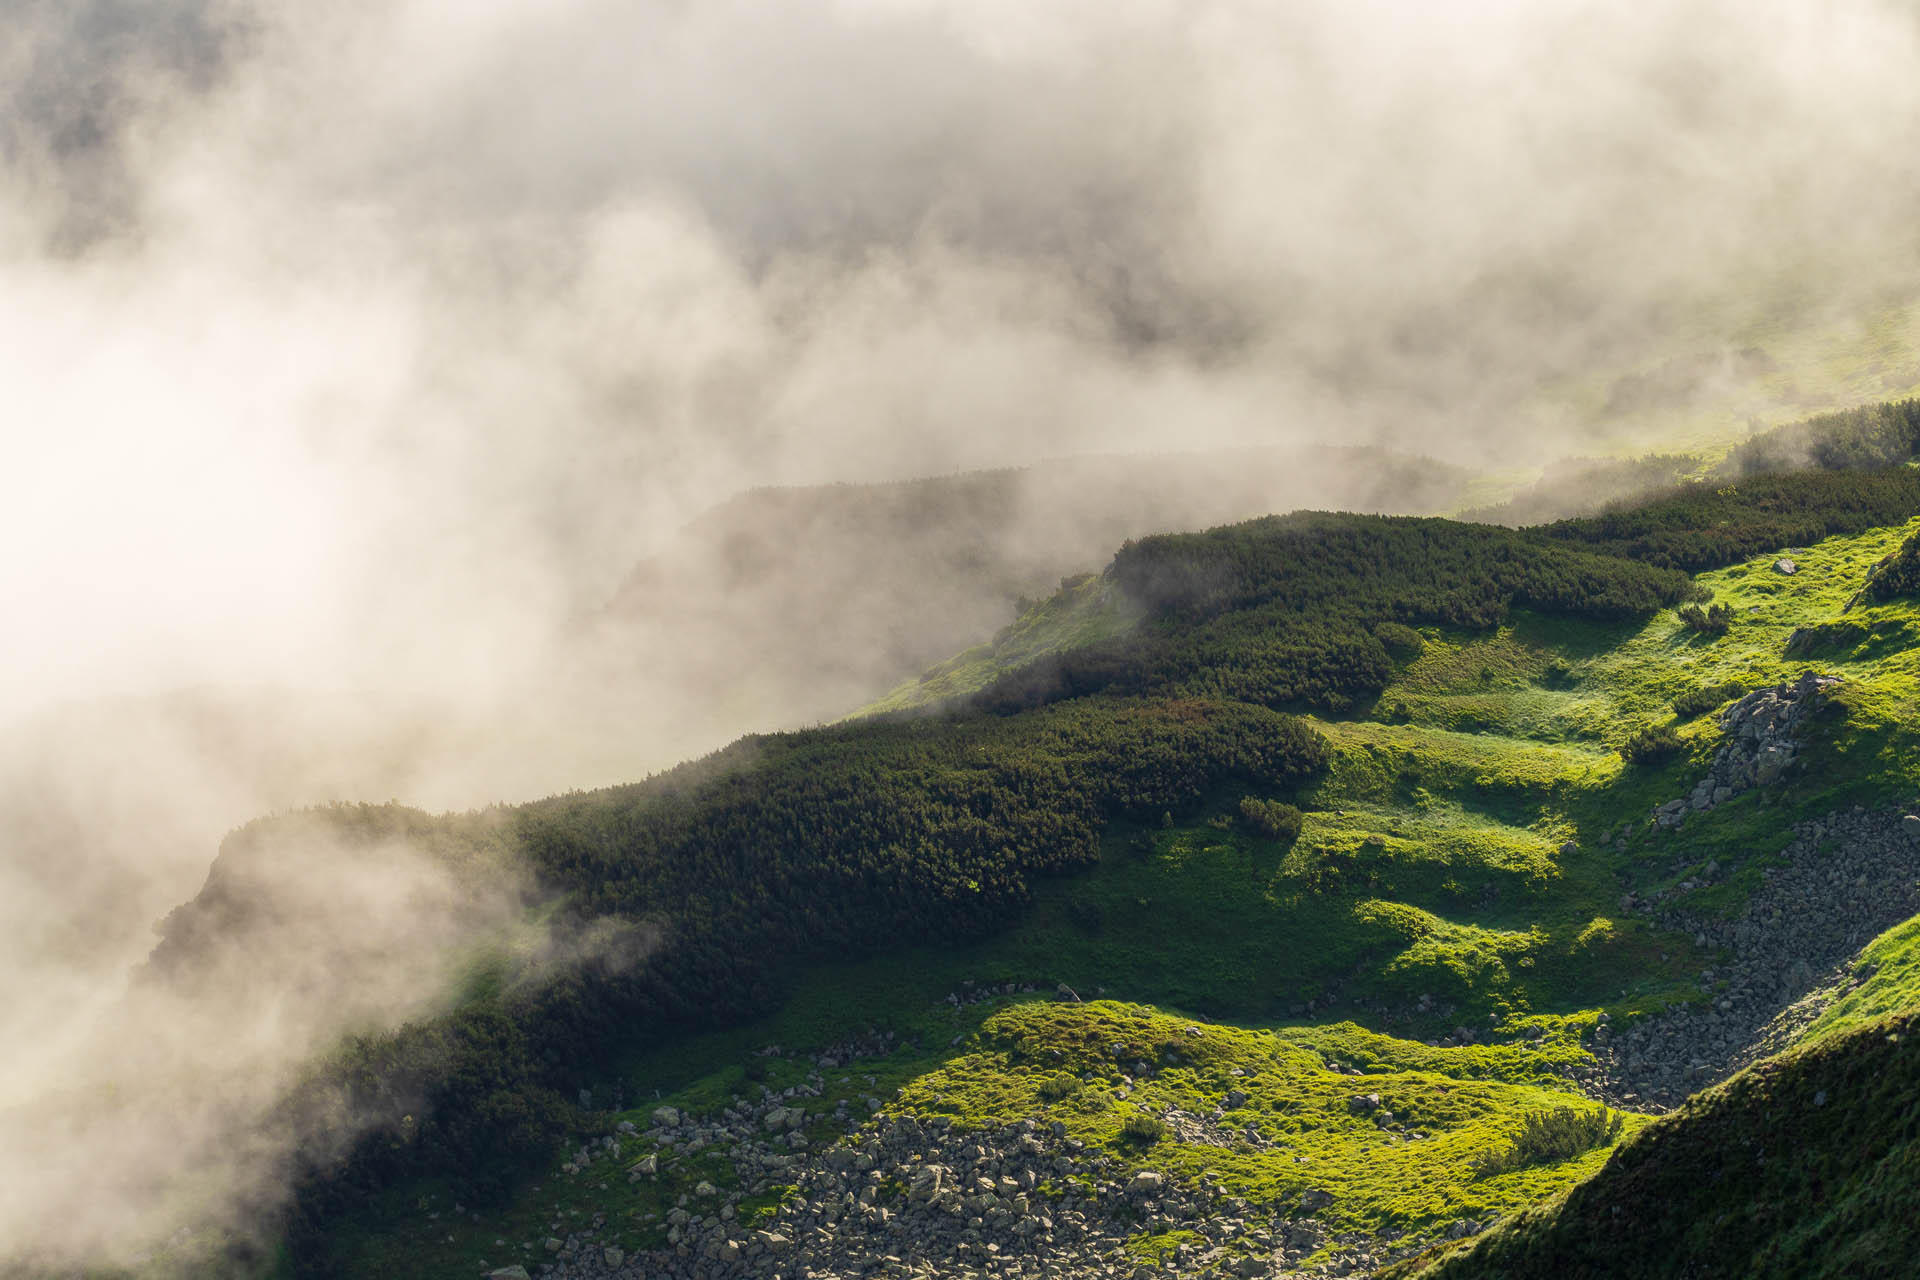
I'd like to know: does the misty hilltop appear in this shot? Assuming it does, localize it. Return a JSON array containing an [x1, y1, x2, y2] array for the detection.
[[598, 446, 1474, 730], [13, 2, 1920, 1279]]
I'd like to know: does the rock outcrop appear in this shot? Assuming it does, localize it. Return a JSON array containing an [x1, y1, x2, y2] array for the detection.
[[1652, 671, 1839, 828]]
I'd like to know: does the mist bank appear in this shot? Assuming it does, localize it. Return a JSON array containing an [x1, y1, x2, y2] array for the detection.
[[8, 0, 1920, 728], [8, 0, 1920, 1269]]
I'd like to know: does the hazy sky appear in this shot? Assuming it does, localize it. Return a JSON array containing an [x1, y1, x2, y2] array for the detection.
[[6, 0, 1920, 720]]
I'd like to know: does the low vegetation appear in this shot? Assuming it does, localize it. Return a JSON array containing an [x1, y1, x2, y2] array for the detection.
[[1864, 525, 1920, 602]]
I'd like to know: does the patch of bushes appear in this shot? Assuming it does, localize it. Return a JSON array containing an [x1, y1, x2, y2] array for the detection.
[[1864, 527, 1920, 602], [1784, 621, 1870, 658], [1476, 1105, 1624, 1176], [1673, 682, 1746, 719], [1716, 397, 1920, 479], [1621, 726, 1687, 765], [1374, 621, 1427, 660], [1239, 796, 1305, 842], [971, 513, 1694, 716], [1120, 1110, 1168, 1144], [1538, 466, 1920, 572], [1677, 601, 1732, 635], [1037, 1074, 1081, 1103]]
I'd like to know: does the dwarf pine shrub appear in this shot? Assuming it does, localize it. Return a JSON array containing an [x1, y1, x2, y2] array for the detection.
[[1477, 1105, 1624, 1176]]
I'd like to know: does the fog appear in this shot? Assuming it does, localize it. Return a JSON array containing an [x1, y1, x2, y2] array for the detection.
[[5, 0, 1920, 1267]]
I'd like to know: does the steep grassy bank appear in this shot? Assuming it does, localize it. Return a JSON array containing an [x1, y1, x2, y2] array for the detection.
[[1389, 1005, 1920, 1280]]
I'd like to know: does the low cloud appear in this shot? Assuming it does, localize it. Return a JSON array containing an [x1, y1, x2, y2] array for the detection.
[[5, 0, 1920, 1265]]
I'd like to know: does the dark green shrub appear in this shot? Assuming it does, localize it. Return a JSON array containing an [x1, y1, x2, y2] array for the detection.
[[1677, 601, 1732, 635], [1673, 682, 1745, 719], [1621, 725, 1686, 764], [1477, 1105, 1624, 1176], [1864, 528, 1920, 602], [1239, 797, 1304, 842], [1037, 1074, 1081, 1103], [1120, 1111, 1168, 1144], [1784, 620, 1870, 658], [1374, 621, 1426, 660]]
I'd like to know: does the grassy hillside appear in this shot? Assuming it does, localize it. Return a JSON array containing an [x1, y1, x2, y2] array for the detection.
[[91, 405, 1920, 1279]]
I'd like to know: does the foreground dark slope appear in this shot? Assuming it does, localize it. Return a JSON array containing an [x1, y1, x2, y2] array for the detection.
[[1390, 1006, 1920, 1280]]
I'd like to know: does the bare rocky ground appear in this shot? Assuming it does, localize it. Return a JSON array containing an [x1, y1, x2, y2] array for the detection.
[[1560, 678, 1920, 1111], [484, 1083, 1421, 1280], [1569, 801, 1920, 1112]]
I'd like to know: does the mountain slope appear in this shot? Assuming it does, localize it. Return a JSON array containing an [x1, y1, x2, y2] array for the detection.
[[72, 403, 1920, 1279]]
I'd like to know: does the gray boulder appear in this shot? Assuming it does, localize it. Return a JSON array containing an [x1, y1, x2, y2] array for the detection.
[[1127, 1171, 1166, 1196]]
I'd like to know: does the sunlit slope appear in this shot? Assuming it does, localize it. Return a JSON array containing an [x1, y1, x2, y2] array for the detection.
[[284, 476, 1920, 1276]]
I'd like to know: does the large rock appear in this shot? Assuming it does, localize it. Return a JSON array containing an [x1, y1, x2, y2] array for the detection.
[[488, 1269, 533, 1280], [1127, 1171, 1166, 1196], [909, 1164, 948, 1202], [651, 1105, 682, 1128]]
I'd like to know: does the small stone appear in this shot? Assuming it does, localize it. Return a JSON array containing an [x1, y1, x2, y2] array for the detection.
[[1775, 558, 1798, 575], [1127, 1171, 1166, 1196]]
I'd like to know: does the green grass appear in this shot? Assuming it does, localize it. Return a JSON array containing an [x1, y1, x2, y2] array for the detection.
[[892, 1001, 1643, 1250], [1798, 911, 1920, 1045]]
